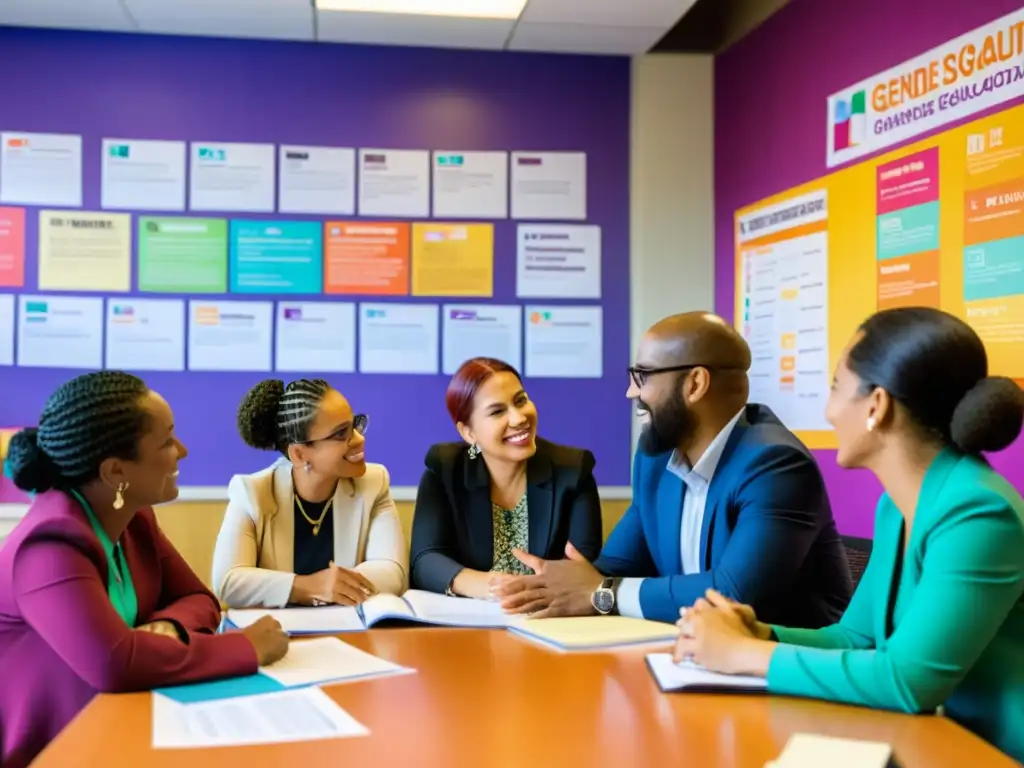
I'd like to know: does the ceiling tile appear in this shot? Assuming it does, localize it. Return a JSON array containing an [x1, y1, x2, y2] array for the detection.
[[520, 0, 697, 29], [125, 0, 314, 41], [509, 21, 665, 55], [0, 0, 136, 32], [316, 10, 512, 50]]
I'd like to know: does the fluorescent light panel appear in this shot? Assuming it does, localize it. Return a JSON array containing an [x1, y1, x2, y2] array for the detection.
[[315, 0, 528, 20]]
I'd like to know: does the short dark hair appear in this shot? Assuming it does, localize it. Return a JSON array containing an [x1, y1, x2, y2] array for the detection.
[[847, 307, 1024, 454], [237, 378, 331, 454], [6, 371, 151, 493], [445, 358, 522, 426]]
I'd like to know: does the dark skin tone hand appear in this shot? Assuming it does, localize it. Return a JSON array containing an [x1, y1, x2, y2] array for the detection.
[[490, 543, 603, 617]]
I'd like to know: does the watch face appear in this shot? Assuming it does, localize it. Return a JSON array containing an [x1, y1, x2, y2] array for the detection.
[[593, 588, 614, 614]]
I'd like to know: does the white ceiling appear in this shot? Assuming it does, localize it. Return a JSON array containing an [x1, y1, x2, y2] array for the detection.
[[0, 0, 698, 55]]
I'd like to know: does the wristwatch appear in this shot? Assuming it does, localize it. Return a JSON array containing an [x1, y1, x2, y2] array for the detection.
[[591, 578, 618, 615]]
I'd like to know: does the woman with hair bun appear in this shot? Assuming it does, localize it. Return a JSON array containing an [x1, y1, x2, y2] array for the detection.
[[0, 371, 288, 768], [410, 357, 603, 598], [673, 307, 1024, 762], [212, 378, 407, 609]]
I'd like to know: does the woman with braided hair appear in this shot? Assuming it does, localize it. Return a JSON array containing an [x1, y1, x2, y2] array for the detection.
[[0, 371, 289, 768], [211, 378, 407, 609]]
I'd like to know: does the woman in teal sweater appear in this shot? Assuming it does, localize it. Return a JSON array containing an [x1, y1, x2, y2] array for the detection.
[[674, 307, 1024, 762]]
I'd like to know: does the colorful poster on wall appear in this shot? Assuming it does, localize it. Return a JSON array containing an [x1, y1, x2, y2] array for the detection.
[[524, 305, 603, 378], [411, 223, 493, 297], [358, 149, 430, 218], [737, 191, 831, 433], [441, 304, 522, 375], [516, 224, 601, 299], [432, 151, 508, 219], [275, 302, 356, 373], [826, 8, 1024, 167], [138, 217, 228, 293], [0, 132, 82, 207], [101, 139, 187, 211], [279, 146, 356, 216], [190, 142, 275, 213], [105, 298, 186, 372], [229, 220, 323, 294], [38, 210, 132, 292], [187, 300, 273, 372], [324, 221, 409, 296], [0, 293, 12, 366], [17, 295, 103, 369], [510, 152, 587, 220], [0, 207, 25, 288], [736, 99, 1024, 448], [359, 303, 439, 375]]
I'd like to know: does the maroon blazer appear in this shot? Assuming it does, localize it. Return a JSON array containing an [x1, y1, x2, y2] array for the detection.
[[0, 490, 258, 768]]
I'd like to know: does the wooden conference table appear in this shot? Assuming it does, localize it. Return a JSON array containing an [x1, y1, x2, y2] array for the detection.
[[34, 628, 1017, 768]]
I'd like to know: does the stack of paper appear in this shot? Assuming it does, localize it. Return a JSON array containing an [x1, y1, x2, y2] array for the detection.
[[225, 606, 365, 635], [766, 734, 895, 768], [152, 687, 368, 749], [509, 616, 678, 652], [645, 653, 767, 693]]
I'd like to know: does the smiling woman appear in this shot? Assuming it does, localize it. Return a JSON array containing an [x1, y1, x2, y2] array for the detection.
[[211, 378, 408, 610], [409, 357, 604, 599]]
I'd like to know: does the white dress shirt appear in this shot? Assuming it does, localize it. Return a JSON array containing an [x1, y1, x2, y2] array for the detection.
[[616, 409, 745, 619]]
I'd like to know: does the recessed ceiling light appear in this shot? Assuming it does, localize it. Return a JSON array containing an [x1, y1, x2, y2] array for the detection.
[[315, 0, 529, 20]]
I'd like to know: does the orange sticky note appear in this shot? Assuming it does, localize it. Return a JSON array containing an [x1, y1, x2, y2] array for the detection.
[[0, 207, 25, 287]]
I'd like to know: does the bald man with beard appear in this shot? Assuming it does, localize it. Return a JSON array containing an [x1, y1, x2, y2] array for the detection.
[[492, 312, 853, 627]]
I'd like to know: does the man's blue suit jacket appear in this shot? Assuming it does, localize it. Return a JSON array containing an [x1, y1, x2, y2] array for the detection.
[[594, 405, 852, 627]]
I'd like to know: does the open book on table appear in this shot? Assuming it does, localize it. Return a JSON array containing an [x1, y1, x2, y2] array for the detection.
[[645, 653, 767, 693], [225, 589, 509, 635]]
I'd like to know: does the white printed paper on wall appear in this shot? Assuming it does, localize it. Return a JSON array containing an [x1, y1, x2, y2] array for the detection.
[[105, 298, 186, 372], [510, 152, 586, 220], [188, 300, 273, 372], [524, 305, 602, 378], [358, 149, 430, 218], [276, 301, 356, 373], [442, 304, 521, 375], [359, 303, 439, 374], [17, 295, 103, 369], [0, 132, 83, 207], [279, 146, 356, 216], [432, 151, 508, 219], [101, 139, 186, 211], [190, 142, 275, 213], [516, 224, 601, 298], [0, 293, 13, 366]]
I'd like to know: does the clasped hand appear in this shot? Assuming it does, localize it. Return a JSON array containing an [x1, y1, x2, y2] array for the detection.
[[297, 560, 377, 606], [488, 543, 603, 618], [673, 589, 775, 676]]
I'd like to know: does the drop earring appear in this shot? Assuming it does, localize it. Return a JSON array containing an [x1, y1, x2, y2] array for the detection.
[[468, 444, 481, 460], [866, 416, 877, 432], [112, 482, 128, 510], [304, 461, 311, 473]]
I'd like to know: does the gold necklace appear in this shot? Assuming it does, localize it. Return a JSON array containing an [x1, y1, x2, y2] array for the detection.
[[295, 496, 333, 536]]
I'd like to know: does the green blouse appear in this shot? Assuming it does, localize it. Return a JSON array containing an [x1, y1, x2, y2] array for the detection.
[[492, 494, 532, 575], [69, 488, 139, 627]]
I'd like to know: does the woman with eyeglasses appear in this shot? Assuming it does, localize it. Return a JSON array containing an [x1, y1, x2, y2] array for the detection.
[[212, 378, 408, 609]]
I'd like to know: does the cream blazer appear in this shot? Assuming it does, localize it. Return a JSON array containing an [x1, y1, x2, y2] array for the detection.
[[211, 459, 408, 608]]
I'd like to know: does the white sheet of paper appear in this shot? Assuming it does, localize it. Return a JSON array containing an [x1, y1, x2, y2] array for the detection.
[[190, 142, 275, 213], [402, 590, 508, 627], [768, 733, 893, 768], [279, 145, 356, 215], [151, 686, 368, 749], [0, 132, 82, 207], [432, 151, 508, 219], [358, 149, 429, 217], [17, 295, 103, 369], [227, 606, 365, 635], [105, 298, 185, 371], [101, 139, 186, 211], [0, 293, 13, 366], [187, 300, 272, 372], [359, 302, 439, 374], [646, 654, 767, 691], [260, 637, 410, 688], [441, 304, 521, 374], [524, 305, 602, 378], [516, 224, 601, 298], [275, 301, 356, 373], [510, 151, 586, 220]]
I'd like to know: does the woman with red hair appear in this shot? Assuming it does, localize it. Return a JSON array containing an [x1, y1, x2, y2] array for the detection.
[[410, 357, 603, 598]]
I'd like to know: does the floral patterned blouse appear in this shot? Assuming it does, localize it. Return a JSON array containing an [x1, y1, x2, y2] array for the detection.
[[491, 494, 532, 575]]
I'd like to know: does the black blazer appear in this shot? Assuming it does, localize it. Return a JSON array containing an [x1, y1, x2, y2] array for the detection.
[[410, 438, 604, 593]]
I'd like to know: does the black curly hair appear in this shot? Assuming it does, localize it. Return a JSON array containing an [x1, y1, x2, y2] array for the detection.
[[6, 371, 151, 493], [237, 378, 331, 454], [848, 307, 1024, 454]]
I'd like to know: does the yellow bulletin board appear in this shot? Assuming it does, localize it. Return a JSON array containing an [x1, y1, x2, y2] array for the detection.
[[735, 102, 1024, 449]]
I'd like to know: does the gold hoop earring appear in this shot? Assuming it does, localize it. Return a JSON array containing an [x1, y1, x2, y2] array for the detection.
[[112, 482, 128, 510]]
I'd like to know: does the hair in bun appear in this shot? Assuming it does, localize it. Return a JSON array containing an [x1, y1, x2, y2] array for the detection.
[[237, 379, 286, 451], [950, 377, 1024, 455], [236, 378, 331, 454], [5, 427, 61, 494]]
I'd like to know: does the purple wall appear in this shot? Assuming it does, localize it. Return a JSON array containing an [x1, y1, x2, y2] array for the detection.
[[0, 28, 631, 488], [714, 0, 1024, 536]]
